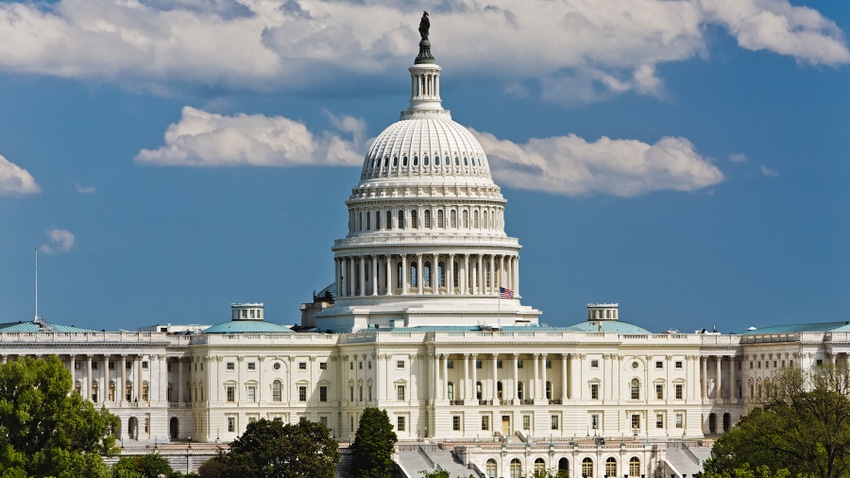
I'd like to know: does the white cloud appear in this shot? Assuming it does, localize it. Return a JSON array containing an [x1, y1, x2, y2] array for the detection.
[[729, 153, 748, 163], [0, 0, 842, 101], [473, 129, 724, 197], [701, 0, 850, 65], [39, 228, 75, 254], [0, 154, 40, 196], [135, 106, 364, 167], [74, 181, 96, 193], [760, 164, 779, 177]]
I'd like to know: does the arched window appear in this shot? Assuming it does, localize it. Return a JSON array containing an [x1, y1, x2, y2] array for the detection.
[[546, 381, 552, 399], [453, 261, 459, 289], [397, 262, 403, 287], [450, 210, 457, 228], [497, 381, 503, 399], [483, 210, 488, 229], [413, 155, 418, 166], [398, 210, 405, 229], [510, 459, 522, 478], [387, 211, 392, 230], [629, 457, 640, 476], [474, 210, 479, 228], [534, 458, 545, 474], [709, 413, 717, 434], [272, 380, 282, 402], [376, 211, 381, 230], [393, 156, 398, 167], [462, 210, 469, 228], [366, 211, 371, 230], [723, 412, 731, 432], [411, 210, 418, 229], [403, 155, 408, 167], [605, 457, 617, 477], [445, 155, 450, 166], [486, 459, 498, 478], [424, 155, 429, 166], [438, 262, 445, 287], [423, 262, 431, 287], [410, 263, 418, 288], [631, 378, 640, 399], [581, 457, 593, 477], [517, 382, 524, 400], [476, 381, 482, 399], [558, 458, 569, 475], [437, 210, 444, 228], [424, 210, 431, 228], [358, 212, 362, 231], [447, 382, 454, 400]]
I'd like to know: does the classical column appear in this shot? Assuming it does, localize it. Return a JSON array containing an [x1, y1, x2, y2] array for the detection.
[[541, 354, 548, 400], [447, 254, 455, 295], [358, 256, 366, 297], [69, 354, 76, 392], [401, 255, 408, 295], [462, 353, 470, 401], [512, 353, 519, 402], [371, 256, 378, 296], [416, 254, 424, 294], [514, 256, 520, 296], [348, 258, 355, 297], [237, 356, 244, 403], [488, 255, 496, 294], [715, 355, 721, 402], [729, 355, 737, 402], [701, 356, 708, 400], [470, 354, 478, 402], [102, 355, 109, 404], [334, 258, 341, 299], [441, 354, 448, 400], [561, 354, 568, 402], [432, 254, 440, 295], [121, 355, 127, 404], [463, 255, 470, 294], [531, 353, 539, 400], [86, 355, 93, 402], [492, 354, 499, 401], [137, 356, 143, 402], [477, 255, 484, 296], [385, 256, 393, 296], [176, 358, 183, 404]]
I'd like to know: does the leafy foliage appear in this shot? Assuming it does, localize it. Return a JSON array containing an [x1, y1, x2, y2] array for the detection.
[[349, 408, 398, 478], [112, 454, 184, 478], [0, 355, 119, 478], [703, 364, 850, 478], [202, 418, 339, 478]]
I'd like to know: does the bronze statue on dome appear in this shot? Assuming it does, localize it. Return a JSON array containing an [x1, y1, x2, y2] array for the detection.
[[419, 11, 430, 40]]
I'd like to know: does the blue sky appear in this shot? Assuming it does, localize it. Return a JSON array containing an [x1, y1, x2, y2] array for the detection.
[[0, 0, 848, 334]]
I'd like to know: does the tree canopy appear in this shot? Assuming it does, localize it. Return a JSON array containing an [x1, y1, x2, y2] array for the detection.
[[0, 355, 120, 478], [703, 364, 850, 478], [349, 407, 398, 478], [112, 453, 187, 478], [201, 418, 339, 478]]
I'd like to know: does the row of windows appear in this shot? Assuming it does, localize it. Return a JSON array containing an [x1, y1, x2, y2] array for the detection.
[[78, 360, 147, 370], [223, 361, 328, 371], [482, 456, 642, 478], [224, 382, 328, 403], [589, 358, 684, 369], [365, 152, 483, 174], [348, 207, 502, 233], [588, 412, 685, 430]]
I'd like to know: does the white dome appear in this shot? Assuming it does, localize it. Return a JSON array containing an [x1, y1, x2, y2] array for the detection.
[[360, 117, 492, 182]]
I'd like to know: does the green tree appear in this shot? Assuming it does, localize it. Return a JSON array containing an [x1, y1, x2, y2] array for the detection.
[[112, 454, 183, 478], [205, 418, 339, 478], [703, 364, 850, 478], [0, 355, 119, 478], [349, 407, 398, 478]]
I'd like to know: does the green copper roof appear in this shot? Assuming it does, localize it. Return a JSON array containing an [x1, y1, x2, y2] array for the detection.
[[204, 319, 294, 334], [562, 320, 652, 334], [0, 320, 96, 333]]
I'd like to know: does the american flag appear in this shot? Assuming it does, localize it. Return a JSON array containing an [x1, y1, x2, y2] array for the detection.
[[499, 287, 514, 299]]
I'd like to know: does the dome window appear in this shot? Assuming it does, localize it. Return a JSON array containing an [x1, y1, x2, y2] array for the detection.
[[402, 156, 408, 167], [463, 156, 468, 166], [393, 156, 398, 167], [445, 155, 450, 166], [413, 155, 418, 166], [424, 155, 429, 166], [471, 156, 476, 166], [455, 156, 459, 166]]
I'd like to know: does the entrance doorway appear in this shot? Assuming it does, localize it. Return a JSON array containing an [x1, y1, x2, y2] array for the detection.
[[501, 415, 511, 436]]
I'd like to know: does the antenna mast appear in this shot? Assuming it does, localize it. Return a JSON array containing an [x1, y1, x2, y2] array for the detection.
[[34, 249, 39, 320]]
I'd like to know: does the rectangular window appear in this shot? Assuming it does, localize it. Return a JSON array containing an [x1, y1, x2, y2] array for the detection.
[[227, 417, 235, 432], [551, 415, 559, 430], [142, 361, 148, 369], [299, 386, 307, 402], [675, 361, 683, 369], [590, 383, 599, 400], [522, 415, 531, 430], [497, 360, 503, 369], [226, 386, 235, 402], [226, 362, 235, 371], [655, 361, 663, 369], [517, 360, 524, 368], [656, 413, 664, 429], [656, 384, 664, 399], [631, 414, 641, 430], [109, 361, 115, 370], [247, 362, 256, 370], [447, 360, 454, 369], [397, 361, 405, 369], [675, 384, 683, 400], [299, 362, 307, 370], [750, 361, 753, 369], [319, 416, 328, 427], [92, 362, 98, 370], [590, 359, 599, 368], [320, 386, 328, 402], [675, 413, 684, 428], [350, 362, 354, 370], [476, 360, 482, 369], [452, 415, 461, 431], [545, 360, 552, 369], [397, 416, 405, 432], [126, 361, 132, 370], [481, 415, 490, 431], [397, 385, 405, 401], [590, 414, 599, 430], [319, 362, 327, 370], [247, 386, 256, 402]]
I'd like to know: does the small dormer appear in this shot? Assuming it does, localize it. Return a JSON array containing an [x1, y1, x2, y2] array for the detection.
[[231, 303, 264, 321]]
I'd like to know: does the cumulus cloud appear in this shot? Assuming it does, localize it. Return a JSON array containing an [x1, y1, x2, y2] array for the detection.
[[760, 164, 779, 177], [135, 106, 364, 167], [473, 129, 724, 197], [74, 181, 96, 193], [0, 0, 843, 101], [40, 228, 75, 254], [0, 154, 40, 196]]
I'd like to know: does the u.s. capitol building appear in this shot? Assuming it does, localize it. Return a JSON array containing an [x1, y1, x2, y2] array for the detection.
[[3, 22, 847, 478]]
